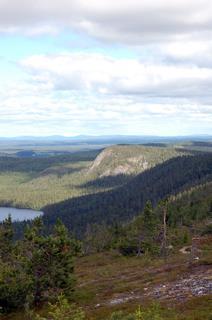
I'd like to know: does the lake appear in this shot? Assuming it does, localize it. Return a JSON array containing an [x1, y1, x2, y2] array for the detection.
[[0, 207, 43, 222]]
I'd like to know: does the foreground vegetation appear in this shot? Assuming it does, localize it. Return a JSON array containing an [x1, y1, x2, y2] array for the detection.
[[0, 217, 80, 315], [1, 183, 211, 319], [2, 246, 212, 320]]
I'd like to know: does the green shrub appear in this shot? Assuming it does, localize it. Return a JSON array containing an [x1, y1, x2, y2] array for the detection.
[[135, 304, 163, 320], [109, 304, 164, 320], [32, 295, 85, 320]]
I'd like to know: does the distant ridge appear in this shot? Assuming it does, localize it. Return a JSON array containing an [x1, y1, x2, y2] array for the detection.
[[0, 134, 212, 143]]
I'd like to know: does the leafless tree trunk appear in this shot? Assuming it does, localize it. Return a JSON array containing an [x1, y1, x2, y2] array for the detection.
[[161, 200, 168, 261]]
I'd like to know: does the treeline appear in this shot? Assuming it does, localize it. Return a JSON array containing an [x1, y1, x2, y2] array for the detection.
[[167, 182, 212, 227], [81, 182, 212, 255], [42, 153, 212, 237], [83, 201, 163, 256]]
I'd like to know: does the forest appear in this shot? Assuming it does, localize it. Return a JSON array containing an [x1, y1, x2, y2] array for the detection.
[[0, 142, 211, 320], [42, 152, 212, 237]]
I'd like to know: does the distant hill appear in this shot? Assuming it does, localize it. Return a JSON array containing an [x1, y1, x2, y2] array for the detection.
[[88, 145, 183, 178]]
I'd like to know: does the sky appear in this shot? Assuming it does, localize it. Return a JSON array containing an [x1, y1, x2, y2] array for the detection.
[[0, 0, 212, 137]]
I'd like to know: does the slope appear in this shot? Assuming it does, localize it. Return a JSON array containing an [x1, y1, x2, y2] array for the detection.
[[42, 153, 212, 236], [88, 145, 181, 177]]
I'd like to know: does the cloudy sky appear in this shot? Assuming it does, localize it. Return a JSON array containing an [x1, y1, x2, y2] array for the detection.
[[0, 0, 212, 137]]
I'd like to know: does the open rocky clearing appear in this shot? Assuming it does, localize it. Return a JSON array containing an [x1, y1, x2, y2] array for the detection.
[[75, 237, 212, 319]]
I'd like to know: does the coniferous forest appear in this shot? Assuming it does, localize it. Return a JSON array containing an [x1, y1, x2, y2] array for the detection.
[[0, 141, 211, 320]]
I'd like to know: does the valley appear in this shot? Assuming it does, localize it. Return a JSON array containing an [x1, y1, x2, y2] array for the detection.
[[0, 137, 211, 320], [0, 143, 185, 210]]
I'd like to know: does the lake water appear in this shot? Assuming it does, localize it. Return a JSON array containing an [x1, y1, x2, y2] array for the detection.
[[0, 207, 43, 222]]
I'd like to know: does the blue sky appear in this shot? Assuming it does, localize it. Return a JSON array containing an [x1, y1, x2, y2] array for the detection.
[[0, 0, 212, 137]]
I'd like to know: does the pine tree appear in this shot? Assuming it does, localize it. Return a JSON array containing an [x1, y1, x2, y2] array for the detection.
[[48, 219, 76, 298], [22, 218, 76, 304], [0, 218, 77, 313], [0, 216, 32, 313]]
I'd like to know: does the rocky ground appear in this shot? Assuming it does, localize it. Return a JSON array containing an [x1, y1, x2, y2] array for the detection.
[[106, 264, 212, 306]]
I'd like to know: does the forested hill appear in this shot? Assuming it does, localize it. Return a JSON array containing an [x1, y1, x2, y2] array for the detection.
[[42, 153, 212, 236]]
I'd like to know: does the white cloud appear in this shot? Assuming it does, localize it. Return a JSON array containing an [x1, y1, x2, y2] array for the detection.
[[21, 52, 212, 103], [0, 50, 212, 136], [1, 1, 212, 136], [0, 0, 212, 45]]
